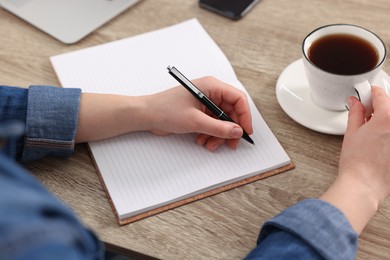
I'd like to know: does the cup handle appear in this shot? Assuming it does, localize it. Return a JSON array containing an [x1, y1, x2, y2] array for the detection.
[[352, 81, 373, 118]]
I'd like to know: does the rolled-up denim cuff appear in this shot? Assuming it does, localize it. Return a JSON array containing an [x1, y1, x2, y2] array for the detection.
[[258, 198, 358, 260], [21, 86, 81, 162]]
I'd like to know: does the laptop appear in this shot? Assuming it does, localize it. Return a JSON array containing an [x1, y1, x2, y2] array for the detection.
[[0, 0, 141, 44]]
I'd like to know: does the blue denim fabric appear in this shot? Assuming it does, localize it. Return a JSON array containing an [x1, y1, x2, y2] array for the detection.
[[0, 85, 104, 259], [245, 199, 358, 260], [0, 153, 104, 259], [0, 85, 81, 162], [0, 86, 28, 157], [23, 85, 81, 162]]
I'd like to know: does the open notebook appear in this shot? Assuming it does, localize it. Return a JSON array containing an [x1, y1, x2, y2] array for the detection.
[[51, 19, 293, 225]]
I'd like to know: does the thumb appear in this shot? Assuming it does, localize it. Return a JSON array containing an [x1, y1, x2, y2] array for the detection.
[[195, 113, 243, 139], [345, 96, 365, 137]]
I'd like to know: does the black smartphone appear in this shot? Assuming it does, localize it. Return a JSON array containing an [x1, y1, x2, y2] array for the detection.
[[199, 0, 261, 20]]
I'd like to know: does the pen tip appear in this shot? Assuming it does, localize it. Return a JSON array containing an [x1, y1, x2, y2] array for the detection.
[[244, 137, 254, 145]]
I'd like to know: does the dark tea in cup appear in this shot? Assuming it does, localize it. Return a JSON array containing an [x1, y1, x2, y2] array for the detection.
[[308, 34, 379, 75]]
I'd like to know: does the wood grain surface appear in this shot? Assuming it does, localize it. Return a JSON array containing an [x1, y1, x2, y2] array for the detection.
[[1, 0, 390, 259]]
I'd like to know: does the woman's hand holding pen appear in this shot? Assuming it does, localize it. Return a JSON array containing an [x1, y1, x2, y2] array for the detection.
[[76, 76, 253, 151], [147, 76, 253, 151]]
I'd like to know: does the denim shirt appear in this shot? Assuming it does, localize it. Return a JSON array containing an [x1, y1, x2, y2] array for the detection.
[[0, 85, 358, 259], [0, 85, 104, 259], [245, 199, 358, 259]]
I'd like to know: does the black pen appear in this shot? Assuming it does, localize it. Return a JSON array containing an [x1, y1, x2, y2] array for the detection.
[[167, 65, 254, 145]]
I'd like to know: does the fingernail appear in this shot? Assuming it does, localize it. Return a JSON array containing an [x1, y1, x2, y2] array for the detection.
[[347, 97, 354, 109], [231, 126, 242, 138], [210, 144, 219, 152]]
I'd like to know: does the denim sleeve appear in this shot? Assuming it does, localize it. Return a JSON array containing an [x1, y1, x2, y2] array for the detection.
[[0, 85, 81, 162], [22, 85, 81, 162], [245, 199, 358, 260], [0, 153, 104, 259]]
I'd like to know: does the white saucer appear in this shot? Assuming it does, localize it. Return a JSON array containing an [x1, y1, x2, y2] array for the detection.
[[276, 59, 390, 135]]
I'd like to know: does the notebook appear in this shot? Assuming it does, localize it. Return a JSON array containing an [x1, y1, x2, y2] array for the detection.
[[50, 19, 294, 225], [0, 0, 141, 44]]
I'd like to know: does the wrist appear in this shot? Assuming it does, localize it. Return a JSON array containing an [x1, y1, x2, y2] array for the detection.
[[320, 172, 379, 234], [76, 93, 153, 142], [121, 95, 153, 133]]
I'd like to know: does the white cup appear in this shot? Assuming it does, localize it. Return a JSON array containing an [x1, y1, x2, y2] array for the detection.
[[302, 24, 387, 117]]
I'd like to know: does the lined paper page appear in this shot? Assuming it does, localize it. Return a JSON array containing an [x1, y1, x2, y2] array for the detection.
[[51, 19, 291, 220]]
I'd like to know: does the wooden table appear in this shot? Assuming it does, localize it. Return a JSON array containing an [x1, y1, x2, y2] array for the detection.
[[1, 0, 390, 259]]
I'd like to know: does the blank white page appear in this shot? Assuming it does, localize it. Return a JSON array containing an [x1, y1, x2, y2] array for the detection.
[[51, 19, 291, 221]]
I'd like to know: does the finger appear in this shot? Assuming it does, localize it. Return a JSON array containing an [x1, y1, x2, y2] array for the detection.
[[197, 133, 240, 150], [345, 96, 365, 137], [372, 86, 390, 113], [196, 77, 253, 134], [227, 139, 239, 149], [218, 93, 253, 135], [192, 112, 243, 139], [221, 102, 253, 135], [204, 136, 226, 152], [196, 134, 210, 146]]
